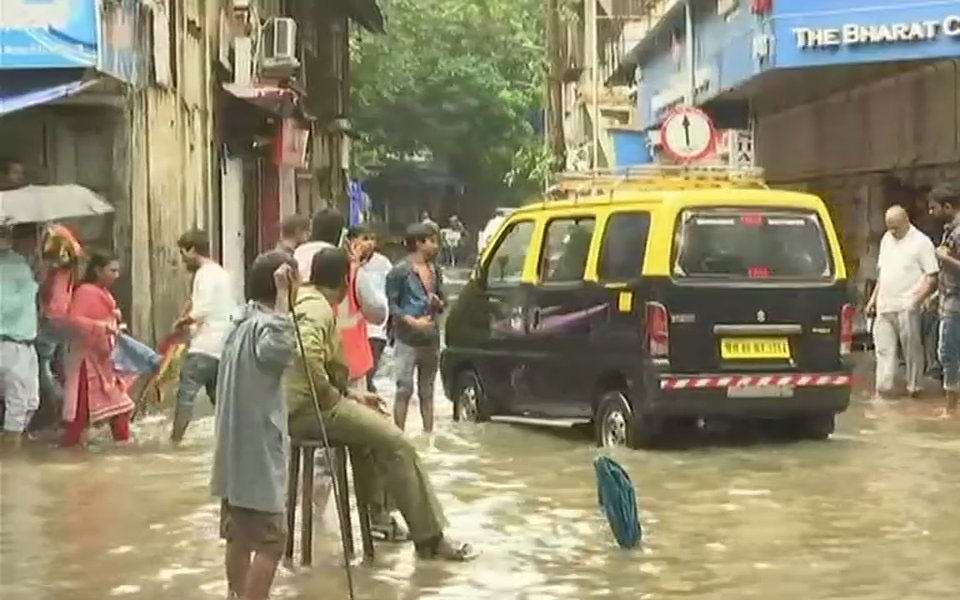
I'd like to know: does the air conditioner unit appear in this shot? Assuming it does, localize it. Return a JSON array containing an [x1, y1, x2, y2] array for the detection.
[[261, 17, 300, 72]]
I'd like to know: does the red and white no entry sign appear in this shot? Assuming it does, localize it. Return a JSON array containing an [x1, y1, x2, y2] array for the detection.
[[660, 106, 716, 161]]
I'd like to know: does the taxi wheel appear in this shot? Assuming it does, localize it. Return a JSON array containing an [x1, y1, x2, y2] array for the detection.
[[794, 413, 835, 440], [595, 391, 660, 449], [453, 370, 489, 423]]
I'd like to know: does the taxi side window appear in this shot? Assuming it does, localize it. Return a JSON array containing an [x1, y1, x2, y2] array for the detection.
[[485, 220, 534, 288], [540, 217, 596, 283], [599, 212, 651, 281]]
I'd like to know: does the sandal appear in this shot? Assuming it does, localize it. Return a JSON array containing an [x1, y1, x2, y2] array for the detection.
[[370, 515, 410, 543], [415, 536, 478, 562]]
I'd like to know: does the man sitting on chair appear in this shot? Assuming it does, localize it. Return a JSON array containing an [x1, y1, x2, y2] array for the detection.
[[285, 248, 474, 561]]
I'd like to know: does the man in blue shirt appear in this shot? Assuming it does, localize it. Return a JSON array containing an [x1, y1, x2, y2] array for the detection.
[[0, 225, 40, 449], [386, 223, 444, 433], [930, 182, 960, 415]]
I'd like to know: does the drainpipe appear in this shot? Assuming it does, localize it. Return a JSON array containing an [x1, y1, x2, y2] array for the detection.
[[685, 0, 695, 105], [589, 0, 600, 170]]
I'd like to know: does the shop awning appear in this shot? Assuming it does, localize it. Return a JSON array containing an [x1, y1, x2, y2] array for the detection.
[[0, 69, 100, 116], [222, 83, 302, 117]]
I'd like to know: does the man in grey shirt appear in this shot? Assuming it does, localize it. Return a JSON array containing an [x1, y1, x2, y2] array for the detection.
[[210, 251, 297, 600]]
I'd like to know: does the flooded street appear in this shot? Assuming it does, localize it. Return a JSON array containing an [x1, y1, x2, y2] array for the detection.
[[4, 274, 960, 600], [4, 354, 960, 600]]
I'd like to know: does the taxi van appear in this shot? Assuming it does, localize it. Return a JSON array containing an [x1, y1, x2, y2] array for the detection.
[[440, 166, 854, 448]]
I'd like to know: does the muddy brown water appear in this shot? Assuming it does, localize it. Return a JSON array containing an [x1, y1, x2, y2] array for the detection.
[[4, 349, 960, 599]]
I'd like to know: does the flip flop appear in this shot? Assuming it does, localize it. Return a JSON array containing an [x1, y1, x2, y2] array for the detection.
[[370, 515, 410, 543]]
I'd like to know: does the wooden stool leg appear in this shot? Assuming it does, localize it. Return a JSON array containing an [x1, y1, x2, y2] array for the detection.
[[285, 446, 301, 560], [349, 448, 376, 561], [333, 447, 356, 558], [300, 446, 316, 566]]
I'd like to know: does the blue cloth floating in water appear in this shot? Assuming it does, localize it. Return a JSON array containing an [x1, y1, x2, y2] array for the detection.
[[595, 455, 642, 549], [113, 333, 162, 376]]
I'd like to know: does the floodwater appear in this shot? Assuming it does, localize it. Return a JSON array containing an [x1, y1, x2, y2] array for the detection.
[[5, 284, 960, 599]]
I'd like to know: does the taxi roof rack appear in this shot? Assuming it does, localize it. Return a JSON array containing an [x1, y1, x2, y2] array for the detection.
[[544, 165, 767, 202]]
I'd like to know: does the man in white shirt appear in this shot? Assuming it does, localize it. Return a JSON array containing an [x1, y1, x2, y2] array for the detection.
[[172, 230, 238, 443], [296, 210, 387, 387], [294, 209, 341, 282], [866, 205, 939, 398], [478, 209, 509, 256], [359, 232, 393, 392]]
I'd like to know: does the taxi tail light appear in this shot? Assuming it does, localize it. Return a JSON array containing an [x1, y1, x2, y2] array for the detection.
[[840, 303, 856, 356], [646, 301, 670, 358]]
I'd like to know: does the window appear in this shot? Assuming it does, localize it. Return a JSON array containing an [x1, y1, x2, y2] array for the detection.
[[540, 217, 596, 283], [674, 209, 833, 281], [599, 212, 651, 281], [485, 221, 534, 287]]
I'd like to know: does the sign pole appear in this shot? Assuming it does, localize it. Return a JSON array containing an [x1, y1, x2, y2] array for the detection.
[[685, 0, 695, 105], [590, 0, 600, 171]]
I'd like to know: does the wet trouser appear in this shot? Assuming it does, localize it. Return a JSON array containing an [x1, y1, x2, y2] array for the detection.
[[290, 399, 446, 544], [171, 352, 219, 441], [61, 363, 130, 446], [939, 313, 960, 392], [0, 340, 40, 433], [874, 309, 924, 394], [33, 321, 65, 430], [367, 338, 387, 393], [922, 309, 942, 377], [393, 341, 439, 433]]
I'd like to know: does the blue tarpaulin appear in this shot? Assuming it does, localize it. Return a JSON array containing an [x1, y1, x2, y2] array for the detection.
[[595, 455, 643, 549], [0, 69, 98, 116], [113, 334, 162, 377]]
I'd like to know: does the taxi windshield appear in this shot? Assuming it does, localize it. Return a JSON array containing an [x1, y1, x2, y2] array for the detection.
[[674, 208, 833, 281]]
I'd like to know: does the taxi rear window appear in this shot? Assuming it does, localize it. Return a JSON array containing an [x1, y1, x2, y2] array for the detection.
[[673, 209, 833, 281]]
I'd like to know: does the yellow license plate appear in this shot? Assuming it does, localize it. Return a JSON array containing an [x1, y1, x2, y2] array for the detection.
[[721, 337, 791, 360]]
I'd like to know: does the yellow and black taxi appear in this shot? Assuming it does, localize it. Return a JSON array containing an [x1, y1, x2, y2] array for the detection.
[[440, 166, 854, 448]]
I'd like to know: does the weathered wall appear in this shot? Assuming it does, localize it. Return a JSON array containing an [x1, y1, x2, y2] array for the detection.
[[756, 60, 960, 299], [127, 0, 218, 344], [757, 60, 960, 183]]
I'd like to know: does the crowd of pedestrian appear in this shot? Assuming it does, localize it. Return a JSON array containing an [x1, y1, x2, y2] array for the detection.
[[1, 158, 145, 449], [211, 208, 474, 599], [869, 182, 960, 417], [2, 188, 476, 597]]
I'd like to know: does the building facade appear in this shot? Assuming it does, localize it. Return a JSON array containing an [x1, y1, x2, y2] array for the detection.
[[548, 0, 670, 171], [1, 0, 381, 343]]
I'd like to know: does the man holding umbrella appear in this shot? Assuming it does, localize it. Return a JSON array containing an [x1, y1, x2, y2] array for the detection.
[[0, 224, 40, 450]]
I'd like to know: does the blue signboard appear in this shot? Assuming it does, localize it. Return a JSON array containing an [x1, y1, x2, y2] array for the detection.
[[774, 0, 960, 69], [0, 0, 99, 68]]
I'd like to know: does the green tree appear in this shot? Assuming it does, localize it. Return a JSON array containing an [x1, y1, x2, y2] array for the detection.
[[351, 0, 548, 202]]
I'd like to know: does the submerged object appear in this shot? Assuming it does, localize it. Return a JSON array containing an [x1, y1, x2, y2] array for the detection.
[[594, 455, 642, 549]]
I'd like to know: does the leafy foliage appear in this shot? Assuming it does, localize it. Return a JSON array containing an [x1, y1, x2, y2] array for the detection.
[[351, 0, 548, 201]]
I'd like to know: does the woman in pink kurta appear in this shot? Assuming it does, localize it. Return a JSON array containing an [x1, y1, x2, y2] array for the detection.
[[61, 251, 135, 447]]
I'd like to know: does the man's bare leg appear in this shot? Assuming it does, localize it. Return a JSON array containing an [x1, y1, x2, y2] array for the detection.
[[241, 552, 281, 600], [942, 390, 959, 418], [225, 541, 251, 599]]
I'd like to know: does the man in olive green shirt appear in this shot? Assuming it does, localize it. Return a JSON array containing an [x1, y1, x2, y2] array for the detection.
[[286, 248, 474, 561]]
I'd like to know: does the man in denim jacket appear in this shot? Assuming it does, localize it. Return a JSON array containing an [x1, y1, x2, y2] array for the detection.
[[386, 223, 444, 433]]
